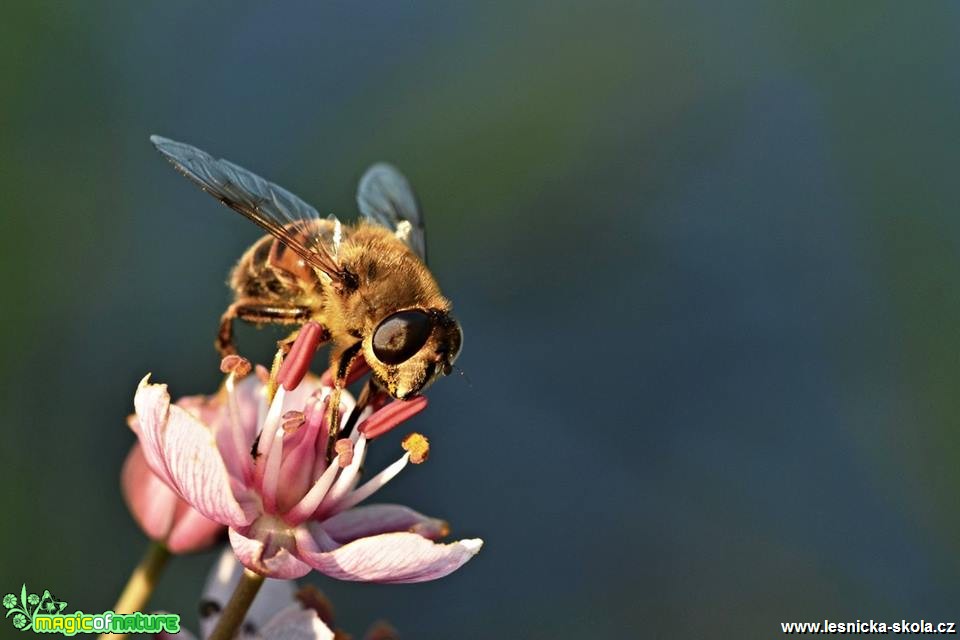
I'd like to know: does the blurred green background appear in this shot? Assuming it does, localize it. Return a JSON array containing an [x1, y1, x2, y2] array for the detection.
[[2, 2, 959, 638]]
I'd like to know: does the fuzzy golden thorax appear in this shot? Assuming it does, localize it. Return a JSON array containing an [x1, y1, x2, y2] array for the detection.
[[320, 222, 461, 399]]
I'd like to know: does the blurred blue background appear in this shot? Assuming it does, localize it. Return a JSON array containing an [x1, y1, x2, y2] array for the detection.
[[2, 2, 959, 638]]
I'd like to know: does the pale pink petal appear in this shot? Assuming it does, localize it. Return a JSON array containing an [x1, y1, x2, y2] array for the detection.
[[216, 378, 258, 488], [163, 403, 256, 527], [121, 443, 177, 541], [229, 528, 312, 579], [208, 375, 262, 446], [319, 504, 449, 543], [134, 376, 255, 528], [142, 378, 260, 491], [284, 373, 329, 415], [259, 605, 336, 640], [132, 376, 178, 488], [127, 413, 141, 436], [297, 527, 483, 583], [275, 396, 327, 513], [166, 503, 225, 554]]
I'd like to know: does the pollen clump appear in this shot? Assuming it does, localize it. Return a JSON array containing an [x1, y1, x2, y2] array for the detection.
[[282, 410, 306, 433], [335, 438, 354, 467], [401, 432, 430, 464], [220, 354, 252, 378]]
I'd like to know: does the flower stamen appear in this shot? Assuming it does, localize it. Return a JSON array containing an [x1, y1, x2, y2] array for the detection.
[[334, 439, 354, 468], [401, 432, 430, 464], [283, 452, 343, 524], [220, 354, 252, 378], [282, 410, 306, 433], [256, 386, 287, 462], [278, 322, 323, 391], [315, 436, 367, 515], [259, 386, 289, 512], [335, 449, 412, 512], [224, 371, 252, 478], [359, 396, 428, 439]]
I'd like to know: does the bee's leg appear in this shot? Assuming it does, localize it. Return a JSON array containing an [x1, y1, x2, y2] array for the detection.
[[340, 377, 388, 439], [216, 300, 316, 357], [217, 305, 240, 356], [325, 342, 364, 460], [221, 302, 326, 405], [276, 328, 301, 356]]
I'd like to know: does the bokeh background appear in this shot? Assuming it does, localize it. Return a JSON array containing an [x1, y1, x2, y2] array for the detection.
[[2, 2, 959, 638]]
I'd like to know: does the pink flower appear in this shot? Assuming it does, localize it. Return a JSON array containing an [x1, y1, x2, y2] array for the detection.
[[121, 442, 224, 553], [131, 327, 482, 581], [158, 547, 335, 640], [124, 385, 233, 554], [159, 548, 402, 639]]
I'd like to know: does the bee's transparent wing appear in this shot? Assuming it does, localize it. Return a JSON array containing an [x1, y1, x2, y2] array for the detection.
[[356, 163, 427, 262], [150, 135, 342, 281]]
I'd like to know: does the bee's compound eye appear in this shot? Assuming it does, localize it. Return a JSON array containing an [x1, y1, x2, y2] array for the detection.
[[373, 310, 433, 365]]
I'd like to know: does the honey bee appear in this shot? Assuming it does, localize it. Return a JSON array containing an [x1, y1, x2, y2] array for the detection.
[[149, 136, 463, 416]]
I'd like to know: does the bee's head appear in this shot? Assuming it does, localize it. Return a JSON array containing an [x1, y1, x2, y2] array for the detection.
[[364, 308, 463, 400]]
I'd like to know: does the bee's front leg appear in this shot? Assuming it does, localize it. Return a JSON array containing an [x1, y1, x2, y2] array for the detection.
[[217, 300, 315, 357], [217, 305, 240, 356], [325, 342, 365, 460], [340, 377, 387, 439], [276, 328, 301, 356]]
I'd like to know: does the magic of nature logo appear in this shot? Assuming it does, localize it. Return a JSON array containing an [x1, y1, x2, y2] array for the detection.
[[3, 584, 179, 636]]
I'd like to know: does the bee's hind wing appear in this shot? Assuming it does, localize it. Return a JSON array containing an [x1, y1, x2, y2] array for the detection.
[[356, 163, 427, 262]]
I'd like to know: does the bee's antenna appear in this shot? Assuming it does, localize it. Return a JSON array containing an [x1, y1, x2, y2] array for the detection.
[[451, 364, 472, 388]]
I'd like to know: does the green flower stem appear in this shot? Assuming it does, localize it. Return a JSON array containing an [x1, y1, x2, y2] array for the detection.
[[208, 569, 265, 640], [98, 541, 170, 640]]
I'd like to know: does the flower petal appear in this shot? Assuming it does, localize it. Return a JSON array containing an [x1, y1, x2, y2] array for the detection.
[[229, 528, 312, 579], [134, 376, 255, 528], [297, 527, 483, 583], [131, 376, 177, 487], [121, 443, 177, 541], [285, 373, 330, 416], [259, 605, 335, 640], [166, 503, 225, 554], [123, 443, 224, 553], [319, 504, 449, 543]]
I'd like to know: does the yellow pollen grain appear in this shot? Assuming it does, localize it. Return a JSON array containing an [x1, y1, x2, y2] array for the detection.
[[401, 432, 430, 464]]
